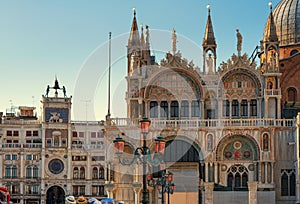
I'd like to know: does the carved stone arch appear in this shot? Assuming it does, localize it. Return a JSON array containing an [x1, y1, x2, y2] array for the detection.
[[144, 68, 204, 100], [46, 185, 65, 204], [216, 134, 260, 161], [218, 67, 263, 98]]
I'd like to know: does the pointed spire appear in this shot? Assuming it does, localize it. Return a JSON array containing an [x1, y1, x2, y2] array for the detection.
[[128, 7, 140, 47], [140, 24, 145, 49], [202, 4, 216, 46], [172, 29, 177, 55], [264, 2, 278, 42]]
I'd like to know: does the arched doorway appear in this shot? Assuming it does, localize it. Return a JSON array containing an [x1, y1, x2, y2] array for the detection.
[[46, 186, 65, 204], [163, 139, 203, 204]]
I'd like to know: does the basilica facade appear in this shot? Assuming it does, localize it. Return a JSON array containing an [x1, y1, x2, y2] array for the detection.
[[1, 0, 300, 204], [106, 0, 300, 204]]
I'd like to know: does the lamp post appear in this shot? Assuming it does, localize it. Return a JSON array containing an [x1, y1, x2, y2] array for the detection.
[[113, 116, 166, 204], [147, 171, 175, 204]]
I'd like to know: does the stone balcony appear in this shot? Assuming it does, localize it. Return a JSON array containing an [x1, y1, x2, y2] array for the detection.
[[264, 89, 281, 97], [110, 118, 295, 129]]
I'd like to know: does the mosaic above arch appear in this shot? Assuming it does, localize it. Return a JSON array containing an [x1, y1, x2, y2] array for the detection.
[[216, 135, 259, 161], [218, 68, 262, 98], [144, 68, 204, 100]]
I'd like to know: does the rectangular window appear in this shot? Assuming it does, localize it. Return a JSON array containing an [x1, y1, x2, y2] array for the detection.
[[26, 155, 32, 160], [5, 155, 11, 160], [91, 132, 97, 138], [73, 186, 79, 196], [46, 139, 51, 147], [79, 132, 84, 138], [7, 131, 12, 136], [79, 186, 85, 195], [33, 131, 38, 136], [92, 156, 105, 161], [72, 132, 78, 137], [13, 131, 19, 136], [92, 185, 105, 196], [98, 131, 104, 138], [26, 131, 32, 136], [11, 154, 17, 160]]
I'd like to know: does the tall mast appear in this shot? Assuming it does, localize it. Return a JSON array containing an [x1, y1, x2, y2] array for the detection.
[[107, 32, 112, 117]]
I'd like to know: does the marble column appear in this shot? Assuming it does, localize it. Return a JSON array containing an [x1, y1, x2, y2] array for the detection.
[[132, 183, 142, 204], [248, 181, 258, 204], [204, 182, 214, 204]]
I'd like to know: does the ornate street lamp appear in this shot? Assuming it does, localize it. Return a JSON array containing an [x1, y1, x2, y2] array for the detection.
[[113, 116, 165, 204], [147, 170, 175, 204]]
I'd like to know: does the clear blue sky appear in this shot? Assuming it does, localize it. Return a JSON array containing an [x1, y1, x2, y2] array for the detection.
[[0, 0, 280, 120]]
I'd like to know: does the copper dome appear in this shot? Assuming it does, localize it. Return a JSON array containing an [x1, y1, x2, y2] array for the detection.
[[264, 0, 300, 46]]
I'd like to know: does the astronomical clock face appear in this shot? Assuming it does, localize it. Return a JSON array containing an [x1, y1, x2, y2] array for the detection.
[[45, 108, 69, 123], [48, 159, 64, 174]]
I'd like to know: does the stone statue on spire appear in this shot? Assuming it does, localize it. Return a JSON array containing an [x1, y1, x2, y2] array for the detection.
[[172, 29, 177, 55], [236, 29, 243, 56]]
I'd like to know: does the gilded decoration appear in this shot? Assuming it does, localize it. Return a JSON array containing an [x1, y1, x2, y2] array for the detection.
[[219, 68, 262, 98]]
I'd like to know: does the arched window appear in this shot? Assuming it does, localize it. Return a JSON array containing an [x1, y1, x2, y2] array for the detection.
[[227, 165, 248, 190], [281, 169, 296, 196], [191, 100, 200, 117], [73, 167, 79, 179], [92, 167, 98, 179], [99, 166, 105, 179], [80, 167, 85, 179], [26, 166, 32, 178], [290, 49, 299, 56], [33, 166, 39, 178], [207, 134, 213, 151], [223, 100, 230, 117], [150, 101, 158, 118], [5, 166, 11, 178], [263, 133, 269, 151], [281, 171, 288, 196], [170, 101, 179, 118], [181, 100, 189, 117], [232, 100, 239, 117], [250, 99, 257, 116], [241, 100, 248, 116], [287, 87, 297, 102], [54, 136, 59, 147], [160, 101, 168, 118], [12, 166, 17, 178]]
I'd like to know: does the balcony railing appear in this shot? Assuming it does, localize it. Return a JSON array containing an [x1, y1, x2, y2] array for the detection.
[[1, 143, 42, 148], [264, 89, 281, 96], [2, 120, 41, 125], [110, 118, 295, 128]]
